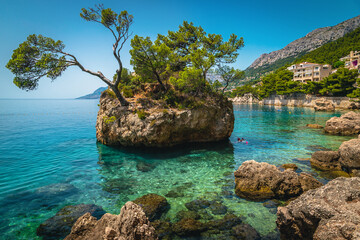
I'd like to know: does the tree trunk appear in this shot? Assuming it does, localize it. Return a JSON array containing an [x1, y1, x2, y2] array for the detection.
[[111, 86, 129, 106]]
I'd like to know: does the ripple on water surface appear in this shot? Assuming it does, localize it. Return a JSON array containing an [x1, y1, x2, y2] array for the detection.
[[0, 100, 354, 239]]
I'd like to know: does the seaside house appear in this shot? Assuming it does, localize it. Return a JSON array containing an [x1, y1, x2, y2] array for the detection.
[[287, 62, 332, 83], [340, 50, 360, 72]]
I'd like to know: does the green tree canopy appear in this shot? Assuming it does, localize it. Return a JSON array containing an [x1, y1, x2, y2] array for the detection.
[[320, 67, 359, 96], [7, 4, 133, 106], [217, 66, 244, 93]]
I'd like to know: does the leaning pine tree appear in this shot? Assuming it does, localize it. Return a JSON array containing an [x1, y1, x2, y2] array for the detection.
[[6, 4, 131, 106]]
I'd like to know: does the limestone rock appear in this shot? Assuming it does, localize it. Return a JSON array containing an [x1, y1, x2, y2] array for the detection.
[[325, 111, 360, 135], [306, 124, 323, 129], [310, 151, 341, 171], [234, 160, 322, 200], [276, 177, 360, 240], [314, 98, 335, 111], [37, 204, 106, 240], [339, 138, 360, 170], [281, 163, 298, 171], [65, 201, 157, 240], [96, 91, 234, 147], [172, 218, 206, 236], [133, 194, 169, 221]]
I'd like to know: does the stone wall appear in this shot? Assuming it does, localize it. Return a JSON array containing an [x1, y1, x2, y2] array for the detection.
[[231, 93, 359, 109]]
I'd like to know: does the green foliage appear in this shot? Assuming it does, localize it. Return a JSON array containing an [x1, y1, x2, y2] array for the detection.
[[257, 69, 299, 99], [130, 36, 173, 88], [103, 116, 116, 124], [302, 81, 324, 95], [136, 109, 149, 120], [169, 67, 205, 94], [319, 68, 359, 96], [105, 89, 116, 99], [122, 86, 134, 98], [333, 61, 345, 69], [157, 21, 244, 78], [6, 34, 68, 90], [217, 65, 244, 93], [230, 84, 258, 98]]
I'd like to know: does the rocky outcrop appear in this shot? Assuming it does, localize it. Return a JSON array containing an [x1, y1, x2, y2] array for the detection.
[[325, 111, 360, 135], [314, 98, 335, 111], [339, 137, 360, 175], [133, 194, 170, 221], [37, 204, 106, 240], [96, 91, 234, 147], [277, 177, 360, 240], [234, 160, 322, 200], [259, 94, 360, 109], [65, 201, 157, 240], [231, 93, 260, 104], [306, 124, 323, 129], [311, 137, 360, 177], [310, 151, 341, 171], [248, 15, 360, 70]]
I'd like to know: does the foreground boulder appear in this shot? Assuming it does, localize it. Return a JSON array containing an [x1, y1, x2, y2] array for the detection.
[[96, 91, 234, 147], [311, 136, 360, 177], [37, 204, 105, 240], [277, 177, 360, 240], [65, 201, 157, 240], [133, 194, 170, 221], [234, 160, 322, 200], [314, 98, 335, 111], [324, 111, 360, 135]]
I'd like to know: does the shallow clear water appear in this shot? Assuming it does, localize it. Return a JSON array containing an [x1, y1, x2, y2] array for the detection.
[[0, 99, 353, 239]]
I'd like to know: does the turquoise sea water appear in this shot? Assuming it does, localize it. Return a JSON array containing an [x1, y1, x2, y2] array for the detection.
[[0, 99, 354, 239]]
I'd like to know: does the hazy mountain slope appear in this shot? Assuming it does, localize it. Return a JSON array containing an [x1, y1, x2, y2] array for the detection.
[[77, 87, 107, 99]]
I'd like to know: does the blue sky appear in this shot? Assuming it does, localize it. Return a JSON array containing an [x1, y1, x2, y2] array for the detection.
[[0, 0, 359, 99]]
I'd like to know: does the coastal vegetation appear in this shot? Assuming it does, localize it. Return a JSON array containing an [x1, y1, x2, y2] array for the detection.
[[6, 4, 244, 110], [231, 66, 359, 99]]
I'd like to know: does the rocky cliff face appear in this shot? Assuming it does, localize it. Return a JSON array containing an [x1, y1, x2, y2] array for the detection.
[[248, 15, 360, 70], [96, 91, 234, 147]]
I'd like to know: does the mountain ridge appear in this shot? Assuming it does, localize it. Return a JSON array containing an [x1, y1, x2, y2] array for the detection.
[[247, 15, 360, 75]]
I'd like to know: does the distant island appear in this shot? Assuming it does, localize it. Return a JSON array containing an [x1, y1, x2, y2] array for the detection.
[[76, 87, 107, 99]]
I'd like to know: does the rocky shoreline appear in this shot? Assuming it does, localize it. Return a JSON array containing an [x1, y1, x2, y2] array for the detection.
[[231, 93, 360, 110]]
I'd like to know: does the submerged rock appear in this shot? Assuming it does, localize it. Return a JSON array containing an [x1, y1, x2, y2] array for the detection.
[[133, 194, 170, 221], [185, 199, 213, 211], [234, 160, 322, 200], [314, 98, 335, 111], [136, 161, 156, 172], [172, 218, 206, 236], [175, 210, 201, 221], [277, 177, 360, 240], [306, 123, 323, 129], [65, 201, 156, 240], [96, 91, 234, 147], [35, 183, 79, 198], [325, 111, 360, 135], [281, 163, 298, 171], [37, 204, 105, 240], [232, 223, 261, 240]]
